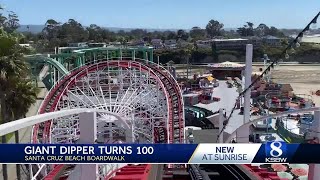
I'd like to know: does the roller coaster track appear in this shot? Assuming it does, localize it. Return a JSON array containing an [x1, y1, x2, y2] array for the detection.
[[185, 105, 218, 117], [25, 55, 69, 75], [31, 58, 184, 179], [135, 59, 185, 144]]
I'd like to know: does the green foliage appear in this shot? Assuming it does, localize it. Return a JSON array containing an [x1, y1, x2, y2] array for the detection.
[[258, 43, 320, 62], [190, 27, 206, 40], [7, 78, 39, 119], [237, 22, 254, 36], [237, 23, 286, 38], [0, 4, 38, 125], [0, 29, 29, 78], [177, 29, 189, 41], [4, 11, 19, 33], [206, 19, 224, 38]]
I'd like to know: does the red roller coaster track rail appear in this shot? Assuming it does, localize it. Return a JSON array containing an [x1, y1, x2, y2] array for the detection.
[[32, 59, 184, 179]]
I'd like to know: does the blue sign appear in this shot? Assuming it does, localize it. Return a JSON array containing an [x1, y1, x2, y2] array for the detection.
[[265, 141, 287, 163], [0, 143, 319, 164]]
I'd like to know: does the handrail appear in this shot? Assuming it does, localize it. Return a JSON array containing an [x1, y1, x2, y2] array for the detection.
[[0, 108, 131, 137], [225, 107, 320, 143]]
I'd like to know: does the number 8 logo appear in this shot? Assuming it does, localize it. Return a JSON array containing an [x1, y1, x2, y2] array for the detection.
[[270, 142, 283, 157]]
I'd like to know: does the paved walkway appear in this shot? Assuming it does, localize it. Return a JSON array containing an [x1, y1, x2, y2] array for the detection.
[[195, 81, 243, 134], [0, 85, 47, 180]]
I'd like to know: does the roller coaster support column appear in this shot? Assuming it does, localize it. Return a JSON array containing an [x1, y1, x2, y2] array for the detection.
[[308, 110, 320, 180], [69, 112, 97, 180], [54, 68, 57, 84], [143, 50, 147, 60], [93, 51, 96, 63], [150, 49, 154, 62], [144, 51, 149, 64], [132, 50, 136, 61], [237, 44, 252, 143]]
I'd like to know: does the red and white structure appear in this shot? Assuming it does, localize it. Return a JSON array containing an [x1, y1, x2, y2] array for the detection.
[[26, 58, 185, 179]]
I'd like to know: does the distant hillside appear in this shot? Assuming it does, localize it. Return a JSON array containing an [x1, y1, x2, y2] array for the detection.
[[18, 25, 44, 33], [18, 25, 183, 34], [20, 25, 310, 36]]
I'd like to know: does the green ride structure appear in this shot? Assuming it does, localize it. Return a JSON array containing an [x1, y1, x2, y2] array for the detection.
[[26, 46, 155, 90]]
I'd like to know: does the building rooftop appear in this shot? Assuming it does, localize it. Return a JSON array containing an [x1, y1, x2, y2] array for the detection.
[[213, 38, 248, 42], [151, 39, 162, 42], [263, 35, 280, 40]]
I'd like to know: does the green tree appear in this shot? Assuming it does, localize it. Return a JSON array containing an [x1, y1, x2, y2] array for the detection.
[[117, 30, 126, 36], [42, 19, 60, 40], [190, 26, 206, 40], [130, 29, 147, 39], [0, 27, 30, 180], [177, 29, 189, 40], [237, 22, 254, 36], [87, 24, 104, 42], [0, 7, 38, 180], [59, 19, 89, 43], [254, 24, 285, 37], [6, 78, 38, 180], [182, 43, 195, 78], [42, 19, 61, 50], [118, 36, 128, 47], [0, 5, 7, 27], [166, 31, 177, 40], [206, 19, 224, 38], [4, 11, 19, 33], [255, 23, 269, 37], [268, 26, 285, 37], [101, 29, 116, 42]]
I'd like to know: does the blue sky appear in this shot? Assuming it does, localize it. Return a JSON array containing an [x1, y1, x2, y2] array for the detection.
[[1, 0, 319, 29]]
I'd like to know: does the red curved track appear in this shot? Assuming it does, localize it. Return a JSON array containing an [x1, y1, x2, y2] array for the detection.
[[32, 59, 184, 179]]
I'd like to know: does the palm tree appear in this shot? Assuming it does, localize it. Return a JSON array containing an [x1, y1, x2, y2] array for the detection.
[[0, 28, 30, 180], [185, 44, 195, 79], [6, 78, 39, 180]]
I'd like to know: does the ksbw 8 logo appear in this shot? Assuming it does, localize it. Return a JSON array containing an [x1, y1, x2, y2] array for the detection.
[[265, 141, 287, 163]]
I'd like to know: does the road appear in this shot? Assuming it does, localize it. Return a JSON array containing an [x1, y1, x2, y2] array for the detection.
[[0, 85, 48, 180]]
